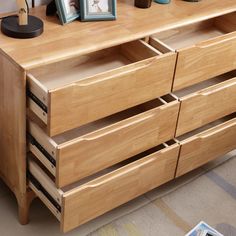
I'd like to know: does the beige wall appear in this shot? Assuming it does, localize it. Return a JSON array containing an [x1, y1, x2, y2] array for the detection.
[[0, 0, 51, 13]]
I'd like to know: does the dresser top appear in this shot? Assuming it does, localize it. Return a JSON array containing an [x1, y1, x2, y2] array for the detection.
[[0, 0, 235, 69]]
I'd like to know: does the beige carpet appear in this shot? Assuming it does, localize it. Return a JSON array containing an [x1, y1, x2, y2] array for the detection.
[[0, 150, 236, 236]]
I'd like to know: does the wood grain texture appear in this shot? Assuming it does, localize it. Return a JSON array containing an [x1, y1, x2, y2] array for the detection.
[[49, 52, 176, 135], [0, 1, 235, 231], [172, 12, 236, 90], [173, 32, 236, 90], [29, 98, 180, 188], [61, 143, 180, 232], [0, 50, 28, 222], [176, 117, 236, 177], [27, 40, 176, 136], [175, 76, 236, 136], [0, 0, 235, 69]]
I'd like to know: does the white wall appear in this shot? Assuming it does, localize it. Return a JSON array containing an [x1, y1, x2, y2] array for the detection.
[[0, 0, 51, 13]]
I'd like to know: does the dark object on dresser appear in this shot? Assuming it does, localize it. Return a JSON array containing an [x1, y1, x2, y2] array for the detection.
[[135, 0, 152, 8], [46, 0, 57, 16]]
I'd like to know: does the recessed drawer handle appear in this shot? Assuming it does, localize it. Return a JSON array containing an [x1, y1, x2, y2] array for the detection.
[[197, 32, 236, 49], [200, 122, 234, 138], [200, 81, 236, 96], [83, 113, 155, 141], [82, 157, 156, 188], [74, 60, 155, 87]]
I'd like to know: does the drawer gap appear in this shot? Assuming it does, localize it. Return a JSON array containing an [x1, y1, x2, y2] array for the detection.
[[161, 93, 177, 103], [165, 140, 177, 146]]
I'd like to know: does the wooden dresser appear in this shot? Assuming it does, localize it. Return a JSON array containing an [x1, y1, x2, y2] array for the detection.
[[0, 0, 236, 233]]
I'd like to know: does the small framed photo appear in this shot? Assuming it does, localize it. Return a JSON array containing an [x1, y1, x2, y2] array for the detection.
[[55, 0, 80, 25], [80, 0, 116, 21]]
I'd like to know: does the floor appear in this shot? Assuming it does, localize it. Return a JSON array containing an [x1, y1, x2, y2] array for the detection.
[[0, 150, 236, 236]]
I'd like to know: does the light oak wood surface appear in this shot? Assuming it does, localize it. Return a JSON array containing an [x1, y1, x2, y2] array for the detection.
[[28, 96, 180, 188], [174, 72, 236, 136], [0, 0, 235, 69], [0, 50, 29, 223], [176, 116, 236, 177], [28, 142, 180, 233], [151, 12, 236, 90], [27, 40, 176, 136], [0, 1, 235, 232]]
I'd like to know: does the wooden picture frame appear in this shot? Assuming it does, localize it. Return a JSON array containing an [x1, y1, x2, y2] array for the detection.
[[55, 0, 80, 24], [80, 0, 116, 21]]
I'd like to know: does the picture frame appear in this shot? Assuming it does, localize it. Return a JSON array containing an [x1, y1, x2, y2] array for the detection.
[[80, 0, 116, 21], [55, 0, 80, 25], [185, 222, 223, 236]]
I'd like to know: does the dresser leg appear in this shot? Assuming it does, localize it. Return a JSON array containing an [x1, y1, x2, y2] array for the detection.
[[17, 190, 36, 225]]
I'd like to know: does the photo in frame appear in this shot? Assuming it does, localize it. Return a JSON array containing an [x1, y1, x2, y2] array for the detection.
[[80, 0, 116, 21], [55, 0, 80, 24]]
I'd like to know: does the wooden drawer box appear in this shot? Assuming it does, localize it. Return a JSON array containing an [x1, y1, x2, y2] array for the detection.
[[150, 12, 236, 90], [27, 40, 176, 136], [28, 141, 179, 232], [176, 114, 236, 177], [173, 71, 236, 136], [28, 95, 180, 188]]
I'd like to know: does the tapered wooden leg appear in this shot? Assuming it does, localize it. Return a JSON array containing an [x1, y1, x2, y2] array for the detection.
[[17, 190, 36, 225]]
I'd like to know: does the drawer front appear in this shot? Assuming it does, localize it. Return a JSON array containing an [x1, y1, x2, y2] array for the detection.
[[176, 117, 236, 177], [176, 77, 236, 136], [61, 144, 179, 232], [29, 100, 180, 188], [28, 51, 176, 137], [50, 53, 176, 136], [173, 32, 236, 91]]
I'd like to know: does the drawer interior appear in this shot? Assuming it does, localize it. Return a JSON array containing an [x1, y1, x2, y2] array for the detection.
[[61, 143, 170, 192], [28, 140, 178, 221], [150, 12, 236, 50], [28, 40, 162, 91], [54, 97, 168, 143], [174, 70, 236, 97], [177, 113, 236, 141]]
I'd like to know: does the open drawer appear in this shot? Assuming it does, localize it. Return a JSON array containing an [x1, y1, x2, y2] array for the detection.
[[28, 95, 180, 188], [150, 12, 236, 90], [27, 40, 176, 136], [176, 114, 236, 177], [28, 140, 180, 232], [173, 71, 236, 136]]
